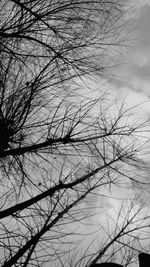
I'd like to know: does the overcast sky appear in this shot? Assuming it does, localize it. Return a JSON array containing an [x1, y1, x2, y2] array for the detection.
[[32, 2, 150, 266], [114, 1, 150, 110], [41, 2, 150, 266], [80, 2, 150, 265]]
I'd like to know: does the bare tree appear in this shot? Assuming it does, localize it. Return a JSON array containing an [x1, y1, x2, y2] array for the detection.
[[0, 1, 149, 267], [68, 198, 150, 267]]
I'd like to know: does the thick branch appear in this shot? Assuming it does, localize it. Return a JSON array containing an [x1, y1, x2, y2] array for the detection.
[[0, 157, 119, 219]]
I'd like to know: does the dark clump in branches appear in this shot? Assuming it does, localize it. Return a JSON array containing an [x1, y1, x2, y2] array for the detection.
[[0, 116, 14, 150]]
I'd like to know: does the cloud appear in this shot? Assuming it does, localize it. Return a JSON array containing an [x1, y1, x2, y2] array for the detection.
[[136, 5, 150, 52], [111, 2, 150, 100]]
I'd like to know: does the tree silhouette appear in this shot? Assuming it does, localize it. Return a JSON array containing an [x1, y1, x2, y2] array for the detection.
[[0, 1, 149, 267]]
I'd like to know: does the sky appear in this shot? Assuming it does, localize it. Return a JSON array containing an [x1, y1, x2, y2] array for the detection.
[[114, 1, 150, 109], [104, 0, 150, 260], [76, 1, 150, 266], [44, 2, 150, 266]]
